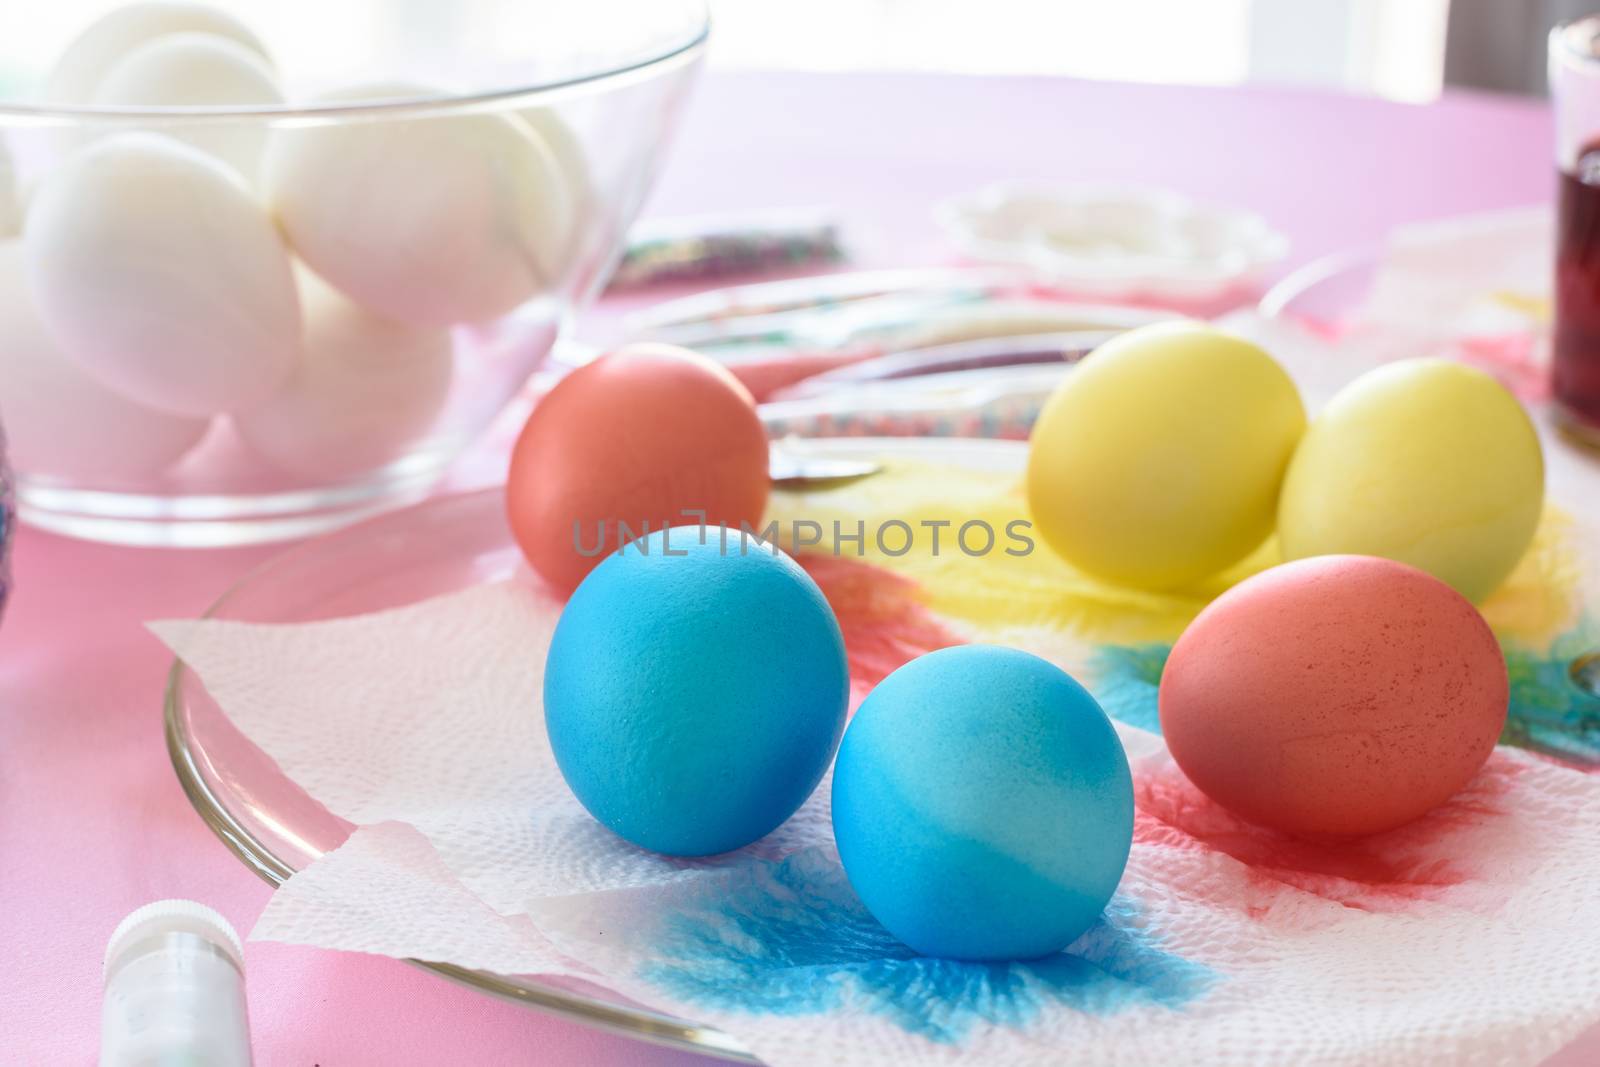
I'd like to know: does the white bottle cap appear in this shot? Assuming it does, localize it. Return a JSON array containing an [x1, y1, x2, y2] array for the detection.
[[101, 899, 253, 1067]]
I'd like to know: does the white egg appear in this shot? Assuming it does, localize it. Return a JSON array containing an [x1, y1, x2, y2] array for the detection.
[[519, 107, 595, 281], [265, 83, 573, 328], [0, 240, 207, 480], [91, 33, 282, 184], [25, 132, 301, 416], [521, 109, 590, 204], [44, 1, 271, 103], [234, 267, 453, 480]]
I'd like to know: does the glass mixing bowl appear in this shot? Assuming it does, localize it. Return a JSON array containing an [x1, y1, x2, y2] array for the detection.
[[0, 0, 707, 545]]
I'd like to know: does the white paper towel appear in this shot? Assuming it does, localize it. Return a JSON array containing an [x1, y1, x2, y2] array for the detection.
[[154, 574, 1600, 1066]]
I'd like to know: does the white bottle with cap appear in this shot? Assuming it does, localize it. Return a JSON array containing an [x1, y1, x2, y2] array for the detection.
[[101, 899, 254, 1067]]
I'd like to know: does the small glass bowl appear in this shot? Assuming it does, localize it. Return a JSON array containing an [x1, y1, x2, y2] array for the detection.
[[0, 0, 707, 545]]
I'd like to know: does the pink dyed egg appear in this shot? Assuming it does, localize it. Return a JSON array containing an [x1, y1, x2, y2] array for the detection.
[[507, 344, 770, 594], [1159, 555, 1507, 837]]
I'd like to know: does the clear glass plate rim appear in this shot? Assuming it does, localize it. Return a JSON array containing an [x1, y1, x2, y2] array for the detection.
[[1255, 245, 1379, 321]]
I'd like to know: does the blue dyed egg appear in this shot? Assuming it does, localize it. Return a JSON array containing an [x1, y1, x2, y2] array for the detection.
[[832, 645, 1133, 960], [545, 526, 849, 857]]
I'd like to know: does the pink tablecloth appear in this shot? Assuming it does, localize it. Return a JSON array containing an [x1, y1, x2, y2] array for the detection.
[[0, 71, 1584, 1065]]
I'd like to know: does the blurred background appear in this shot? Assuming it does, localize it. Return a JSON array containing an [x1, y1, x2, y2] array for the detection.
[[707, 0, 1595, 101], [2, 1, 1582, 102]]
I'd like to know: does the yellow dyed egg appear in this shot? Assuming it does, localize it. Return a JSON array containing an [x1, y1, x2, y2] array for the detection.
[[1026, 321, 1305, 590], [1278, 358, 1543, 603]]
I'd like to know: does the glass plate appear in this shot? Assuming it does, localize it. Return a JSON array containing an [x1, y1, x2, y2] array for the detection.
[[1256, 247, 1379, 324], [164, 436, 1027, 1062]]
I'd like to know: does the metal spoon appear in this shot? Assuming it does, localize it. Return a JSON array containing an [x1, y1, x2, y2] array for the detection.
[[768, 445, 881, 488]]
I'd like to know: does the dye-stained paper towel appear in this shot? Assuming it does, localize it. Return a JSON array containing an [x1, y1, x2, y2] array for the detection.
[[1256, 208, 1552, 403], [1351, 206, 1551, 342], [153, 573, 1600, 1066]]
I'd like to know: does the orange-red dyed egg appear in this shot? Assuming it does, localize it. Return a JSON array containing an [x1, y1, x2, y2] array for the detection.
[[1158, 555, 1507, 837], [507, 344, 770, 594]]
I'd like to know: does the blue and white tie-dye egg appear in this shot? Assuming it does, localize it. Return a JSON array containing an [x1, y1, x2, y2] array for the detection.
[[544, 527, 850, 857], [832, 645, 1134, 961]]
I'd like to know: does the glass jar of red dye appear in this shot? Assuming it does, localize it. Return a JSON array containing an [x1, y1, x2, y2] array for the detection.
[[1552, 17, 1600, 445]]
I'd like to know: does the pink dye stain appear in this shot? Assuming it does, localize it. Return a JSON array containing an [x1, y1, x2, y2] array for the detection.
[[797, 555, 965, 711], [1133, 755, 1525, 916], [786, 556, 1535, 916], [1288, 314, 1349, 341], [1456, 333, 1550, 401], [1281, 319, 1547, 400]]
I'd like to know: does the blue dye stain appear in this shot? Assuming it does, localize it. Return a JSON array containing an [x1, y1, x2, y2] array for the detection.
[[1088, 643, 1171, 733], [638, 850, 1211, 1044], [1501, 637, 1600, 767]]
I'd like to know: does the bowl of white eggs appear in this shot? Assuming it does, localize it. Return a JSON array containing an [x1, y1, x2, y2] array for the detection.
[[0, 0, 707, 544]]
